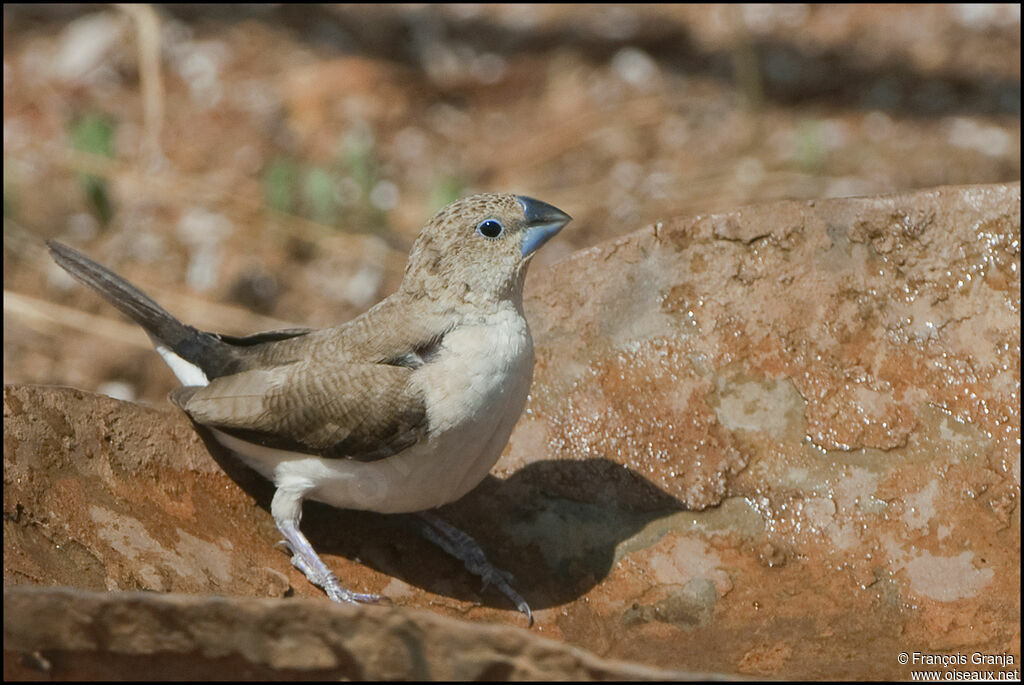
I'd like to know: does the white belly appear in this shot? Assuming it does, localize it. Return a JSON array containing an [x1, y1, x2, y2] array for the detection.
[[213, 305, 535, 514]]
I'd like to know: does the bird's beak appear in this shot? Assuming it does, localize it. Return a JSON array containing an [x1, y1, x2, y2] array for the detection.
[[518, 196, 572, 258]]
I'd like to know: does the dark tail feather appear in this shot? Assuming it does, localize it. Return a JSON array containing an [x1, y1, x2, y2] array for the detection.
[[47, 241, 240, 378]]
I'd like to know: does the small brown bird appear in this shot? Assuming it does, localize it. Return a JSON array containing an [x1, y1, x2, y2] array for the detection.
[[48, 194, 571, 624]]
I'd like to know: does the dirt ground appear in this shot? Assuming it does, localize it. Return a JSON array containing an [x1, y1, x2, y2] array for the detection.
[[3, 4, 1020, 401]]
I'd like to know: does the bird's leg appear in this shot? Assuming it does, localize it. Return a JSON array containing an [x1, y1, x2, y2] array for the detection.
[[414, 510, 532, 625], [271, 488, 385, 605]]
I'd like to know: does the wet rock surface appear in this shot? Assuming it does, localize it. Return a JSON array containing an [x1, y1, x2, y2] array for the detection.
[[4, 184, 1021, 679], [512, 182, 1020, 678]]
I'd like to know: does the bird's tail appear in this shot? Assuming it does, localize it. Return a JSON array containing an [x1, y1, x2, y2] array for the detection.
[[47, 241, 238, 381]]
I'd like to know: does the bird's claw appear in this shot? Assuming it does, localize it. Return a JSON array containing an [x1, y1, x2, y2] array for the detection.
[[282, 542, 384, 605], [322, 575, 389, 605], [480, 568, 532, 626]]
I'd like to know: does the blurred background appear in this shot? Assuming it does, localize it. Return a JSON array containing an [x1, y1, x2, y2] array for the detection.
[[3, 4, 1021, 405]]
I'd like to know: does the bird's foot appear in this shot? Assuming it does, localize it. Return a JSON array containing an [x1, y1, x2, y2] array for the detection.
[[479, 565, 517, 592], [279, 536, 387, 605], [479, 566, 533, 626], [321, 573, 389, 605], [415, 511, 533, 626]]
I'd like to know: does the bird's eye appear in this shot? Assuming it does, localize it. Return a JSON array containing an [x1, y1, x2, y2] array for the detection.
[[476, 219, 504, 239]]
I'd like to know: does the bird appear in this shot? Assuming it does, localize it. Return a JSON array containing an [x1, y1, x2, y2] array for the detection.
[[48, 193, 571, 625]]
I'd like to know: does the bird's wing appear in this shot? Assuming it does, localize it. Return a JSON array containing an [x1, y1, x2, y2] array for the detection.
[[171, 361, 427, 462], [232, 296, 454, 371], [213, 328, 314, 347]]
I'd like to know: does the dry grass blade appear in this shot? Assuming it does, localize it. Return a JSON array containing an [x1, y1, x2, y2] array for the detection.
[[4, 289, 151, 348], [117, 3, 166, 170]]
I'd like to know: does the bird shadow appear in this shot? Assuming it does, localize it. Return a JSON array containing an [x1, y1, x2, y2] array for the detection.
[[196, 429, 687, 613]]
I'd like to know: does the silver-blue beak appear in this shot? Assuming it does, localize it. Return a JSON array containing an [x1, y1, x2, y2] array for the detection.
[[518, 196, 572, 257]]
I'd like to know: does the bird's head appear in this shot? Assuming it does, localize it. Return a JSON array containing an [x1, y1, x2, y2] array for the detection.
[[401, 193, 572, 306]]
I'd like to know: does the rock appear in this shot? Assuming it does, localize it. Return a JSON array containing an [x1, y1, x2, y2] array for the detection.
[[4, 183, 1020, 679], [3, 385, 290, 598], [510, 182, 1020, 678], [2, 586, 695, 680]]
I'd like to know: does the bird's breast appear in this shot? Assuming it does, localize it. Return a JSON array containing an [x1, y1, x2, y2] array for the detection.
[[414, 305, 534, 438], [258, 307, 536, 515]]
